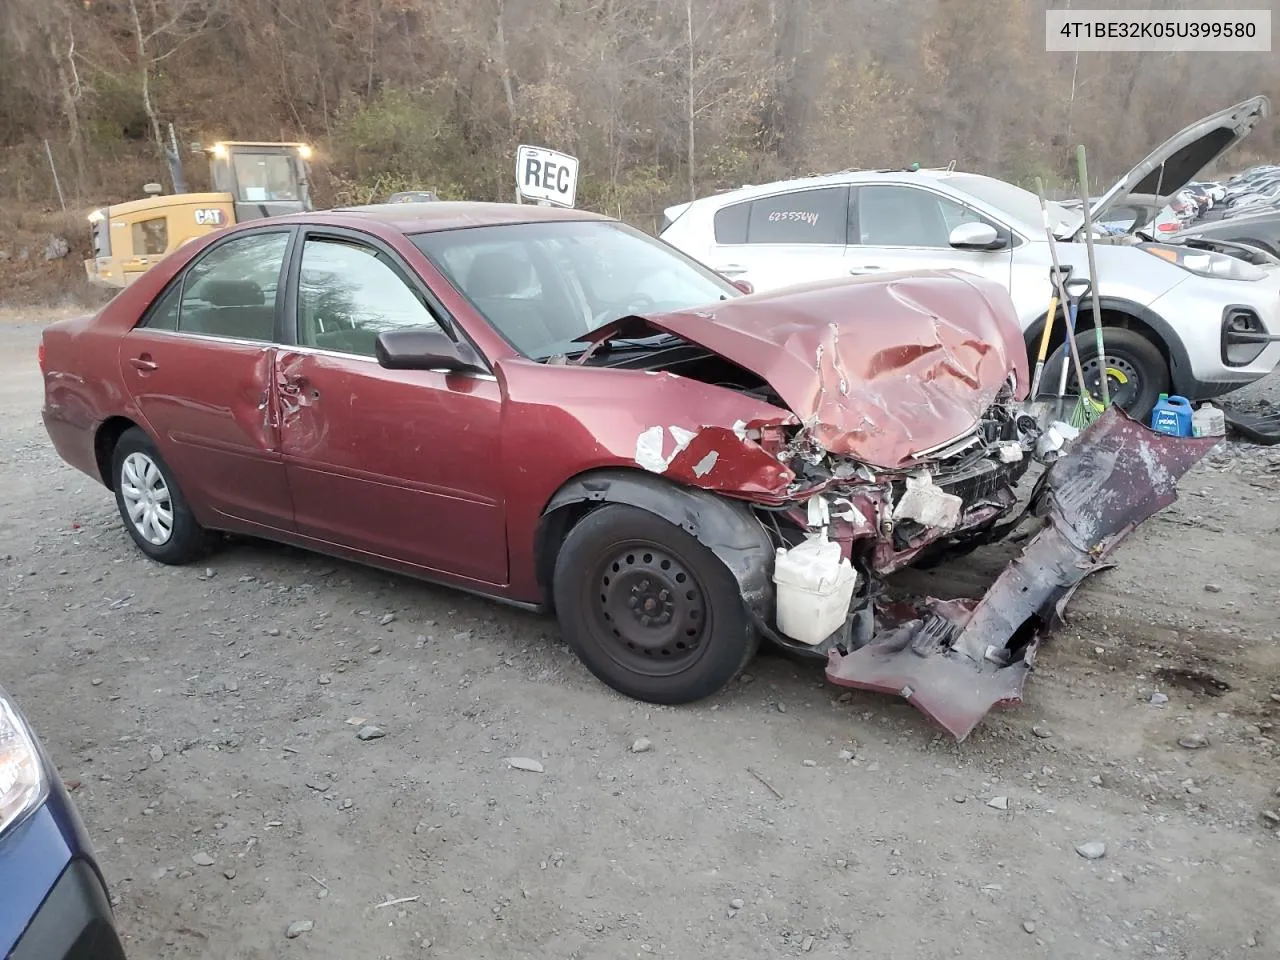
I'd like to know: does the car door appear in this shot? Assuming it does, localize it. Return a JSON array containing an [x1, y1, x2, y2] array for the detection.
[[847, 184, 1014, 290], [703, 186, 851, 292], [276, 229, 507, 585], [119, 228, 296, 532]]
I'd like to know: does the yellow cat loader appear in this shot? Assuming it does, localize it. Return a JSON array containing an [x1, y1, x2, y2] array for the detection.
[[85, 141, 313, 288]]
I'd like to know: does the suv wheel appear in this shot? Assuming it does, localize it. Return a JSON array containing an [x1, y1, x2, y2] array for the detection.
[[1067, 327, 1169, 421]]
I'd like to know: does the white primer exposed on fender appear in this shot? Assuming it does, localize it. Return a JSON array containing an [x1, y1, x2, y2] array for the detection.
[[635, 425, 699, 474]]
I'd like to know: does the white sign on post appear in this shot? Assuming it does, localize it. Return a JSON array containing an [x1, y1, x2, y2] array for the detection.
[[515, 145, 579, 208]]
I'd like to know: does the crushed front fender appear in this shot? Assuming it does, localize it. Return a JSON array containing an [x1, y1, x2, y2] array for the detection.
[[825, 408, 1218, 741]]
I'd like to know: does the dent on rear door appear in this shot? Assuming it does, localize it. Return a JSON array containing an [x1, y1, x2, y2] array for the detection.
[[119, 329, 293, 530]]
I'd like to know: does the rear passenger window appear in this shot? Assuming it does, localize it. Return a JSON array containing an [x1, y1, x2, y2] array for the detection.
[[177, 232, 289, 342], [713, 201, 750, 244], [745, 187, 848, 245]]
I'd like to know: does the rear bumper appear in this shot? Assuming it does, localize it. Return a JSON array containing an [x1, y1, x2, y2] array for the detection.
[[8, 858, 125, 960], [41, 406, 104, 486]]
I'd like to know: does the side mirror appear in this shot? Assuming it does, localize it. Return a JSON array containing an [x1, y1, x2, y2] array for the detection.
[[375, 328, 486, 374], [948, 221, 1004, 250], [732, 279, 754, 295]]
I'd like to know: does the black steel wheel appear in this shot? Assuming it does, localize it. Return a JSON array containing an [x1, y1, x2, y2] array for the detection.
[[1052, 327, 1169, 421], [553, 504, 757, 704]]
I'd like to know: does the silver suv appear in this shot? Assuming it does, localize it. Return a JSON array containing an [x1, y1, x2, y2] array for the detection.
[[660, 97, 1280, 418]]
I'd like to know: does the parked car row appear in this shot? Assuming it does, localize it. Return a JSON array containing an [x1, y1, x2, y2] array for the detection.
[[660, 95, 1280, 420]]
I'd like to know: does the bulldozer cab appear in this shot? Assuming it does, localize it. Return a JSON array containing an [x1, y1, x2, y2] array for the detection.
[[84, 140, 314, 288], [206, 141, 313, 222]]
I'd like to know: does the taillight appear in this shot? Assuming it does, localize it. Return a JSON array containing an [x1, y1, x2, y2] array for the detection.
[[37, 342, 46, 374]]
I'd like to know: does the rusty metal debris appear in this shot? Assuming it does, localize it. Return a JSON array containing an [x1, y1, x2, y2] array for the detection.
[[826, 408, 1217, 740]]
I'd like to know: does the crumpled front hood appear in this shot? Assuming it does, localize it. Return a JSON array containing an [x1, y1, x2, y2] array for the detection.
[[621, 271, 1028, 469]]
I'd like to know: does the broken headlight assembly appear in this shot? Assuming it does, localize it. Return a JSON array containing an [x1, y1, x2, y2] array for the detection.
[[0, 689, 46, 837], [1139, 242, 1268, 281]]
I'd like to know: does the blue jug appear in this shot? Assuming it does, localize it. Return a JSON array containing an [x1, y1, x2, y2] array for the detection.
[[1150, 394, 1193, 437]]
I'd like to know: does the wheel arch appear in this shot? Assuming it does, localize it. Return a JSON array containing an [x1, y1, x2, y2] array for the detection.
[[534, 468, 776, 623], [94, 416, 144, 490], [1022, 296, 1195, 397]]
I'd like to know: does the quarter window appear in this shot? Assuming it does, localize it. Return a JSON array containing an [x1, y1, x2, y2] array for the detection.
[[296, 237, 441, 357], [177, 231, 289, 341], [713, 201, 750, 244], [140, 281, 181, 331]]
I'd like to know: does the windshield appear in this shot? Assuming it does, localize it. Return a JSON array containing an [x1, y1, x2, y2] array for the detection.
[[231, 153, 300, 203], [412, 220, 739, 359], [946, 174, 1075, 234]]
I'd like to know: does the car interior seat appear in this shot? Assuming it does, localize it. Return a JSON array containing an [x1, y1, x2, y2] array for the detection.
[[463, 250, 558, 355], [182, 278, 275, 341]]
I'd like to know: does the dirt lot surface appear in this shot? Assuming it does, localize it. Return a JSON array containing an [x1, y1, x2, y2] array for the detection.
[[3, 313, 1279, 959]]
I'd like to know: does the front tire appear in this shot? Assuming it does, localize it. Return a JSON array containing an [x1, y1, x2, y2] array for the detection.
[[111, 427, 211, 564], [552, 504, 758, 705], [1068, 326, 1169, 421]]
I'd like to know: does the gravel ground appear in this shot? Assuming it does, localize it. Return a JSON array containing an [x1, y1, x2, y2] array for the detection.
[[2, 316, 1279, 959]]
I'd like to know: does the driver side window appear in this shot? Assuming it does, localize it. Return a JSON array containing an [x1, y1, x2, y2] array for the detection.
[[296, 237, 442, 357]]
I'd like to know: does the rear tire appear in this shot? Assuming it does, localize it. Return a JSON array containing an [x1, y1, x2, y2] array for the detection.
[[552, 504, 758, 705], [111, 427, 211, 565]]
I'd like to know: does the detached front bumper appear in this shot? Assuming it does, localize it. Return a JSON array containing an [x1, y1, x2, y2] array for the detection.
[[825, 408, 1217, 740]]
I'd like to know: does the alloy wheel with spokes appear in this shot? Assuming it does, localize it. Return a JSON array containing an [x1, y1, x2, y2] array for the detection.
[[119, 451, 174, 545]]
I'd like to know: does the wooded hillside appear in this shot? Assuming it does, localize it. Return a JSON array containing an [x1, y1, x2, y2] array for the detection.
[[3, 0, 1278, 230]]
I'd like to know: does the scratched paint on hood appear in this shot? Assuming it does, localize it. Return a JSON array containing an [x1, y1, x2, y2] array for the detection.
[[590, 271, 1029, 469]]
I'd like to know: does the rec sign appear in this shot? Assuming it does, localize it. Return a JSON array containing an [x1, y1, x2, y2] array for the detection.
[[515, 145, 579, 208]]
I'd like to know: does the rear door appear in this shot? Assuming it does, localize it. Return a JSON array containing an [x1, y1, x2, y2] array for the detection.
[[275, 229, 507, 585], [119, 228, 295, 531], [704, 186, 851, 291], [847, 184, 1014, 289]]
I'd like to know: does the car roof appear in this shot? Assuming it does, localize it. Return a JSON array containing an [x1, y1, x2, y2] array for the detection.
[[322, 201, 611, 234]]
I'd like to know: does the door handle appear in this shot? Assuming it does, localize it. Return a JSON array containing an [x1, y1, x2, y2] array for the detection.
[[715, 264, 749, 277], [848, 265, 882, 274], [129, 355, 158, 372]]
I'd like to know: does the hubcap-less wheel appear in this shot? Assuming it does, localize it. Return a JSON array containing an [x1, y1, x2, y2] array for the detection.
[[1078, 354, 1141, 411], [119, 451, 174, 546], [593, 541, 710, 678]]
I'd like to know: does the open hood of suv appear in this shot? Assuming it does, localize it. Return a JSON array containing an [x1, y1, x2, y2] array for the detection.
[[1088, 95, 1270, 228]]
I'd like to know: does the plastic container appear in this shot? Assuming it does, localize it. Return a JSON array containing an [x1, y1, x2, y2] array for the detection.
[[1192, 401, 1226, 438], [772, 536, 858, 646], [1150, 393, 1193, 437]]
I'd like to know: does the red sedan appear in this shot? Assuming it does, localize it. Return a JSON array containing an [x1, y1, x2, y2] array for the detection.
[[39, 203, 1212, 739]]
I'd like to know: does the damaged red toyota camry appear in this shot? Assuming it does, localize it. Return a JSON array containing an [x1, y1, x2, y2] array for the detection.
[[39, 203, 1214, 739]]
